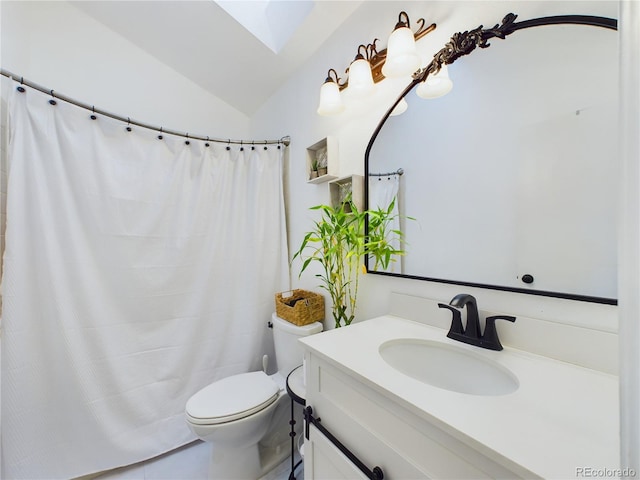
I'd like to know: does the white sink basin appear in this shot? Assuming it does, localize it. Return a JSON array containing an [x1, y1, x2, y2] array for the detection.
[[379, 339, 519, 396]]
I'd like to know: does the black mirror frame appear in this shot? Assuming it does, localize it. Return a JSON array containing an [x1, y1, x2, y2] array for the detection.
[[364, 13, 618, 305]]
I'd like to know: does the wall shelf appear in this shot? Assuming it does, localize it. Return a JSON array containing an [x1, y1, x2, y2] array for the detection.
[[308, 173, 338, 185], [329, 175, 364, 212], [306, 136, 338, 184]]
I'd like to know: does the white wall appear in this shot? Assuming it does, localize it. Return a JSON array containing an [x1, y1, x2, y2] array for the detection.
[[250, 0, 619, 353], [0, 1, 249, 140]]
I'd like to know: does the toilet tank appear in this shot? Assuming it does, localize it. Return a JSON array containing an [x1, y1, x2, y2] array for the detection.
[[272, 313, 323, 376]]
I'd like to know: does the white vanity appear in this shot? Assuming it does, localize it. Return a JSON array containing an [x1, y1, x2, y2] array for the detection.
[[299, 315, 619, 479]]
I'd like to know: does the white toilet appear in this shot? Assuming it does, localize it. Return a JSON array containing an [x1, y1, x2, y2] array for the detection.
[[185, 313, 322, 479]]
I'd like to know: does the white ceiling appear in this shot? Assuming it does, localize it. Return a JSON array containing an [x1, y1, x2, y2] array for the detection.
[[71, 0, 363, 117]]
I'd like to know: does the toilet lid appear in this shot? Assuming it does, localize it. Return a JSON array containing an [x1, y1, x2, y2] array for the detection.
[[185, 371, 279, 425]]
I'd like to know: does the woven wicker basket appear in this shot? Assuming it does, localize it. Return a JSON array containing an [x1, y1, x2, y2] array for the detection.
[[275, 289, 324, 326]]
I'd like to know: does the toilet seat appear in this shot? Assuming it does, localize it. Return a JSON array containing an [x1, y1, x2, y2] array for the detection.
[[186, 371, 279, 425]]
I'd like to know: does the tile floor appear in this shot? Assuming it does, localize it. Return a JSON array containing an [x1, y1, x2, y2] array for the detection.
[[92, 440, 303, 480]]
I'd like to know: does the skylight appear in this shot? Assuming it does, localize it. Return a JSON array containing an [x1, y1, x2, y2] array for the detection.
[[215, 0, 314, 54]]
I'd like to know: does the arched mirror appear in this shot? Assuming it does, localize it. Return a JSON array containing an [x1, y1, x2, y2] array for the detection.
[[365, 13, 618, 304]]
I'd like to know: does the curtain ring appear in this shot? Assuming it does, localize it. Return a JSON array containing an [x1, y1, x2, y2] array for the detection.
[[17, 77, 25, 93], [90, 105, 97, 120], [185, 133, 190, 145], [126, 117, 132, 132], [240, 140, 244, 152], [205, 136, 210, 147], [158, 127, 163, 140], [226, 139, 231, 151], [49, 90, 57, 105], [251, 141, 255, 151]]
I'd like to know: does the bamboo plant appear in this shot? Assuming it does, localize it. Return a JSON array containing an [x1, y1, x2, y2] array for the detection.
[[292, 196, 408, 328]]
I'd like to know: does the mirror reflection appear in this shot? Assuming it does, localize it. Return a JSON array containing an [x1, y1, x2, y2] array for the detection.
[[366, 21, 618, 302]]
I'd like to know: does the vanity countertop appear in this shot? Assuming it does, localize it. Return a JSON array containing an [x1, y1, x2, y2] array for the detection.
[[299, 315, 619, 479]]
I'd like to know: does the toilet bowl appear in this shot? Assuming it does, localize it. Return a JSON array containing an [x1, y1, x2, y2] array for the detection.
[[185, 313, 322, 479]]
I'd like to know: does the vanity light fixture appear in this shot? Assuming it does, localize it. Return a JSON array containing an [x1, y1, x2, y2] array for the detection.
[[317, 11, 436, 116]]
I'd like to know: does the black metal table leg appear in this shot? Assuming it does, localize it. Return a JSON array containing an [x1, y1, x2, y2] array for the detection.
[[286, 365, 306, 480], [288, 395, 297, 479]]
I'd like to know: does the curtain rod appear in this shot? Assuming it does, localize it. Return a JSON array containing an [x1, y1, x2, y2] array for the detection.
[[0, 69, 291, 147], [369, 168, 404, 177]]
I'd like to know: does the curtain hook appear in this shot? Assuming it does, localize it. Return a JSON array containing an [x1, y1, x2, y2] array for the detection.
[[240, 140, 244, 152], [90, 105, 97, 120], [226, 139, 231, 151], [49, 90, 57, 105], [17, 77, 25, 93], [205, 136, 210, 147], [251, 141, 255, 151], [264, 140, 268, 151], [126, 117, 132, 132], [185, 133, 190, 145], [158, 127, 163, 140]]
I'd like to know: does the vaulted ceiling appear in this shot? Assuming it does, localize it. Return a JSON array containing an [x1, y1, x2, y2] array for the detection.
[[71, 1, 363, 117]]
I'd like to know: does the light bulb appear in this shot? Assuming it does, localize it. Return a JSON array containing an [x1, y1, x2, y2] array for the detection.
[[382, 26, 421, 78], [317, 77, 344, 116], [347, 56, 375, 99], [416, 64, 453, 99]]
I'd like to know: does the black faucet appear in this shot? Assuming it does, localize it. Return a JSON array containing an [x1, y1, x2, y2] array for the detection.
[[438, 294, 515, 351]]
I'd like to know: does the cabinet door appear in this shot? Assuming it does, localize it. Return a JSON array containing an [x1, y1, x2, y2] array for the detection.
[[305, 354, 522, 479], [304, 423, 369, 480]]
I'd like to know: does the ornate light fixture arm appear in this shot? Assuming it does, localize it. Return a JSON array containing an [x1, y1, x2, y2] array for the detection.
[[326, 68, 347, 90]]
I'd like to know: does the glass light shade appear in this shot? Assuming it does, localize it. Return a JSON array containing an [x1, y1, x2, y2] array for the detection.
[[382, 27, 421, 78], [390, 98, 408, 116], [416, 64, 453, 99], [317, 80, 345, 116], [348, 57, 375, 99]]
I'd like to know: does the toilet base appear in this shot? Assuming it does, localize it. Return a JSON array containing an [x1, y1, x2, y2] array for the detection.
[[209, 443, 259, 480], [258, 439, 291, 478], [208, 438, 290, 479]]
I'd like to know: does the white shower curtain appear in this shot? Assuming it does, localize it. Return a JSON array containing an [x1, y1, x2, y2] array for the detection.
[[368, 174, 401, 273], [1, 81, 289, 479]]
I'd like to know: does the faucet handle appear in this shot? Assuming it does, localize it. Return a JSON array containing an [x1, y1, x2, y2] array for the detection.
[[482, 315, 516, 351], [438, 303, 464, 338]]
